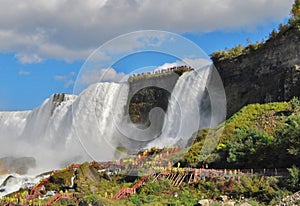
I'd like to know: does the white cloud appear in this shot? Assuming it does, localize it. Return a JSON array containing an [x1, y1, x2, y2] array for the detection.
[[15, 53, 43, 64], [0, 0, 294, 62], [80, 68, 128, 84], [155, 62, 182, 71], [155, 58, 211, 71], [54, 72, 76, 88], [18, 69, 30, 76]]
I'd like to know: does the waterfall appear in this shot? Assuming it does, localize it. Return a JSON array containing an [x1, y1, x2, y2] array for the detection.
[[148, 65, 212, 148], [0, 83, 131, 172], [0, 65, 218, 197], [0, 174, 41, 198], [0, 82, 134, 197], [0, 65, 213, 172], [72, 82, 130, 161]]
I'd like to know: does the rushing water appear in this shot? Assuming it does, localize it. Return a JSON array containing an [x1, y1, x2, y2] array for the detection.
[[0, 65, 218, 196], [147, 65, 212, 148]]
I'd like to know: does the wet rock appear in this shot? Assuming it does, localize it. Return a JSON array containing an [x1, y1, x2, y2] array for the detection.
[[0, 175, 16, 187], [0, 157, 36, 175]]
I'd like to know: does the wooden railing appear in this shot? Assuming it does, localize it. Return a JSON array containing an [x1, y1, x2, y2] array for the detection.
[[45, 193, 74, 206], [113, 175, 148, 199]]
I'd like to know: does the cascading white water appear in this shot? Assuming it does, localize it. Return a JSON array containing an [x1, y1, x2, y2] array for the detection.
[[0, 82, 131, 197], [0, 66, 214, 197], [148, 65, 212, 148], [0, 83, 132, 172], [72, 82, 130, 161], [0, 174, 41, 198], [0, 67, 212, 167]]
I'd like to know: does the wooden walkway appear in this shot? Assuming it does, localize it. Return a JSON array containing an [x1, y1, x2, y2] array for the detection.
[[113, 175, 148, 199], [112, 167, 289, 200]]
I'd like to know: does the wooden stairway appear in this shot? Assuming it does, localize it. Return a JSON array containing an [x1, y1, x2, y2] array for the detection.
[[113, 176, 148, 199], [45, 193, 74, 206]]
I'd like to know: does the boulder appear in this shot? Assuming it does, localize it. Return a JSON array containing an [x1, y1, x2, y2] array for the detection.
[[226, 201, 236, 206], [198, 199, 210, 206], [217, 195, 228, 202]]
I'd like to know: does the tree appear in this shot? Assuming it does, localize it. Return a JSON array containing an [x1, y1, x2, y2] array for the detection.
[[290, 0, 300, 26], [275, 115, 300, 167], [225, 127, 275, 168], [286, 165, 300, 192]]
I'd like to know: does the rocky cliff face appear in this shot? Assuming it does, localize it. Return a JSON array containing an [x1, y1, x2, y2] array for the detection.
[[128, 28, 300, 120], [127, 69, 190, 125], [213, 27, 300, 117]]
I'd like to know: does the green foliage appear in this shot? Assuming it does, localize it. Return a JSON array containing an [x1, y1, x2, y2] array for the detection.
[[128, 66, 193, 82], [210, 44, 247, 61], [224, 128, 275, 168], [211, 1, 300, 62], [275, 114, 300, 166], [210, 40, 264, 61], [129, 194, 142, 205], [177, 188, 199, 205], [197, 175, 286, 204], [219, 101, 300, 169], [290, 96, 300, 110], [269, 29, 279, 39], [139, 178, 173, 196], [223, 102, 289, 140], [279, 23, 290, 33], [290, 0, 300, 26], [129, 178, 200, 205], [181, 129, 209, 167], [184, 100, 300, 169], [198, 179, 221, 198], [286, 165, 300, 192], [46, 169, 74, 191], [81, 196, 122, 206], [245, 199, 261, 206]]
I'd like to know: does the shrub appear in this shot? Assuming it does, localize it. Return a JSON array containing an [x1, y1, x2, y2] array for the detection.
[[290, 96, 300, 110], [290, 0, 300, 26], [286, 165, 300, 192]]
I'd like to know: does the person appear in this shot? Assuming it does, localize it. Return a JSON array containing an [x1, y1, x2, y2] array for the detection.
[[229, 170, 233, 178]]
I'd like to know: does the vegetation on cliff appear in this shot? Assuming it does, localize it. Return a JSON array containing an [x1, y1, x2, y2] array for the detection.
[[1, 99, 299, 205], [182, 98, 300, 170], [128, 66, 193, 83], [210, 0, 300, 61], [1, 2, 300, 206]]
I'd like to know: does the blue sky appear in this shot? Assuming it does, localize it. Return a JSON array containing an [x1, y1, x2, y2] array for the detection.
[[0, 0, 294, 111]]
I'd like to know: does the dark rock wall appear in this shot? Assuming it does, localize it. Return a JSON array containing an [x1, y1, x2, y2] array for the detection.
[[127, 72, 180, 125], [127, 27, 300, 121], [214, 27, 300, 117]]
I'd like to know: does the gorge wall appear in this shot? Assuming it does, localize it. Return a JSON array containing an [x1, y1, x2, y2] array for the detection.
[[213, 27, 300, 117], [128, 27, 300, 120], [127, 68, 191, 125]]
